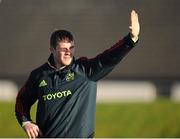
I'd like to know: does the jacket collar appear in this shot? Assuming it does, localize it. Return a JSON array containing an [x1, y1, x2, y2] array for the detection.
[[47, 53, 74, 73], [47, 54, 56, 70]]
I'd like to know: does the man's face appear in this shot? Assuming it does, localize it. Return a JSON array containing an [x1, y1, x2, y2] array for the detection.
[[50, 41, 75, 67]]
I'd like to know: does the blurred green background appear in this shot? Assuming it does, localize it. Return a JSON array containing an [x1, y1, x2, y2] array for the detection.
[[1, 99, 180, 138]]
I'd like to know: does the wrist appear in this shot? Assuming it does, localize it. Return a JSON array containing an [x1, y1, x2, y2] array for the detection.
[[130, 34, 139, 43], [22, 121, 31, 127]]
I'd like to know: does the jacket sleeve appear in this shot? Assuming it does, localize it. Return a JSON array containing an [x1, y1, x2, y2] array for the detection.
[[15, 71, 38, 126], [78, 33, 139, 81]]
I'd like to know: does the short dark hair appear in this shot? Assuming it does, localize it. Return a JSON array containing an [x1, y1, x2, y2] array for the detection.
[[50, 29, 74, 49]]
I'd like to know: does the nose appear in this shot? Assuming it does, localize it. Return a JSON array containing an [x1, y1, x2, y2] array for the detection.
[[65, 48, 72, 53], [65, 50, 71, 55]]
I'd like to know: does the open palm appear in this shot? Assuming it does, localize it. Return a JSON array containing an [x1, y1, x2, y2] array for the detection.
[[129, 10, 140, 41]]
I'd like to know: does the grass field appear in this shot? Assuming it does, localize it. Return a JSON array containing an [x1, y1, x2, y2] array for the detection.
[[96, 99, 180, 137], [0, 99, 180, 137]]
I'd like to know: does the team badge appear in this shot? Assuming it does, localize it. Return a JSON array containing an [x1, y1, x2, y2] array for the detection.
[[39, 80, 47, 87], [66, 72, 75, 81]]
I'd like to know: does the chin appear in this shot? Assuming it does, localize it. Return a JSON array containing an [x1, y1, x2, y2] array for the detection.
[[63, 59, 72, 66], [64, 63, 71, 66]]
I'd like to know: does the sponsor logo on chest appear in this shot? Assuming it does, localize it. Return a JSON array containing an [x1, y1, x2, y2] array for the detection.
[[42, 90, 72, 101]]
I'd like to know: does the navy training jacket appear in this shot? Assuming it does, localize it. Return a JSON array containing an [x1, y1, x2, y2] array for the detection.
[[15, 34, 138, 138]]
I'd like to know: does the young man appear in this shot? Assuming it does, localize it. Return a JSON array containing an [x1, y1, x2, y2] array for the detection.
[[15, 10, 140, 138]]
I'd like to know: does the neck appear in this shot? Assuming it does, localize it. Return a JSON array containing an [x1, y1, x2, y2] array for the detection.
[[54, 59, 66, 70]]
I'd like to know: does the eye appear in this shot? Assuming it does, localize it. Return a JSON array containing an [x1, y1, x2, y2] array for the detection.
[[56, 46, 75, 52], [61, 48, 68, 52], [70, 46, 75, 50]]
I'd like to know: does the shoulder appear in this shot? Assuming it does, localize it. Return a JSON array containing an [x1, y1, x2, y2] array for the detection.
[[74, 57, 92, 68], [76, 57, 89, 63], [72, 57, 89, 73], [75, 56, 96, 64], [30, 63, 49, 78]]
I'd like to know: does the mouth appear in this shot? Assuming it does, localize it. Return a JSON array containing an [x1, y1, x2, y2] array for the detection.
[[64, 55, 71, 58], [63, 56, 72, 61]]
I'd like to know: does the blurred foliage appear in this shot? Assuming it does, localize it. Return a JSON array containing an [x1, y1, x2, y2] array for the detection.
[[0, 98, 180, 137]]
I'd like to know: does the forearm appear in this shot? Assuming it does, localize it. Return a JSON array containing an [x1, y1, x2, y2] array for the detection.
[[15, 96, 33, 126], [15, 111, 32, 127], [100, 33, 138, 66], [80, 33, 139, 81], [15, 77, 37, 126]]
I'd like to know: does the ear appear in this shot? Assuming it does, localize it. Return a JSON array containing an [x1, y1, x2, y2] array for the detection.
[[49, 46, 54, 53]]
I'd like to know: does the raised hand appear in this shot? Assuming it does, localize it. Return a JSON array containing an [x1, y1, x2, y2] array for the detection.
[[129, 10, 140, 42]]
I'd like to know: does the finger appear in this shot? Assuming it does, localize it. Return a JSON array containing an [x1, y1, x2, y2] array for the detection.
[[130, 13, 139, 27], [130, 10, 136, 26], [32, 126, 42, 137], [26, 130, 32, 138], [134, 12, 138, 20], [32, 127, 39, 138], [131, 10, 138, 19], [38, 128, 43, 137], [29, 129, 36, 138], [131, 10, 136, 18]]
